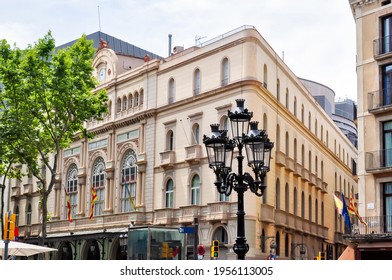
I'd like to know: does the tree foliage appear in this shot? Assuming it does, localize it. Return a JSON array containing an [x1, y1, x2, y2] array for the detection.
[[0, 31, 108, 245]]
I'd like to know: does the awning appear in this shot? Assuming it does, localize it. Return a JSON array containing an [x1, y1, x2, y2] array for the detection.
[[357, 241, 392, 249], [338, 244, 356, 260]]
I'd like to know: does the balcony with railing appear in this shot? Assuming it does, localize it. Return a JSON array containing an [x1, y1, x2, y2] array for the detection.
[[365, 149, 392, 173], [184, 144, 202, 164], [368, 89, 392, 113], [159, 150, 175, 169], [374, 36, 392, 59], [350, 215, 392, 236]]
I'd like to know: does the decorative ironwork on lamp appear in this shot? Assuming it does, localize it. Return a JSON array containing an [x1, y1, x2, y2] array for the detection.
[[203, 99, 274, 260]]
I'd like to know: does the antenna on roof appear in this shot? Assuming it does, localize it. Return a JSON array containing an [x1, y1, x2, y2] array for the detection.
[[97, 5, 102, 32]]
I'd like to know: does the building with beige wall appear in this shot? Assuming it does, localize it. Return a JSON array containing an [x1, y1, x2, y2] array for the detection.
[[8, 26, 357, 260], [349, 0, 392, 259]]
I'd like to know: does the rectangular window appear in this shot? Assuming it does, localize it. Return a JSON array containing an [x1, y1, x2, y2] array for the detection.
[[383, 121, 392, 167], [382, 64, 392, 106], [382, 15, 392, 54], [383, 182, 392, 232]]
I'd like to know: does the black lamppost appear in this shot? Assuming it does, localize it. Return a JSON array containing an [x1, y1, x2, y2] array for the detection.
[[203, 99, 273, 260]]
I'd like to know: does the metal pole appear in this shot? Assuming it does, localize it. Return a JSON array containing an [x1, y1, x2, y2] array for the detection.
[[193, 217, 199, 260], [233, 146, 249, 260]]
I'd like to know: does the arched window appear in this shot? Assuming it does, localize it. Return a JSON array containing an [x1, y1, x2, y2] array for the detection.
[[213, 226, 228, 244], [191, 174, 200, 205], [294, 138, 298, 161], [293, 188, 298, 216], [167, 130, 174, 151], [139, 89, 144, 105], [92, 157, 105, 217], [168, 78, 175, 104], [263, 113, 268, 131], [221, 58, 229, 86], [275, 179, 280, 210], [108, 100, 112, 116], [263, 64, 268, 88], [308, 151, 312, 172], [14, 205, 20, 226], [301, 145, 305, 166], [308, 112, 312, 131], [301, 105, 305, 123], [165, 179, 174, 208], [285, 132, 289, 156], [135, 92, 139, 107], [277, 79, 280, 101], [117, 98, 122, 113], [285, 88, 289, 108], [66, 164, 78, 220], [308, 195, 312, 222], [129, 93, 133, 108], [123, 96, 127, 111], [294, 97, 297, 117], [285, 183, 289, 212], [315, 199, 319, 224], [301, 191, 305, 218], [26, 204, 32, 225], [194, 68, 201, 95], [276, 125, 281, 151], [192, 123, 200, 144], [120, 150, 137, 212]]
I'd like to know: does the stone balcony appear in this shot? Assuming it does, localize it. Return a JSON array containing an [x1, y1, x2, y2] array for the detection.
[[159, 150, 175, 169], [154, 208, 175, 225], [184, 144, 202, 164]]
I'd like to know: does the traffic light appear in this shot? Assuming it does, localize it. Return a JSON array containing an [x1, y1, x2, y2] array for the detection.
[[161, 242, 169, 258], [3, 213, 16, 241], [318, 251, 326, 260], [211, 240, 219, 258]]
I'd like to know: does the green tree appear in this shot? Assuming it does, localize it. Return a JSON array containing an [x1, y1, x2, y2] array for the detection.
[[0, 32, 108, 246]]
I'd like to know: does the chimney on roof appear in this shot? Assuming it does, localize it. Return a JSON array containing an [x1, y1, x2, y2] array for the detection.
[[168, 34, 172, 56]]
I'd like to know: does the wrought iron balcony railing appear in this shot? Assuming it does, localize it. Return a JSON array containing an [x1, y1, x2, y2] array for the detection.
[[365, 149, 392, 171], [352, 215, 392, 235], [368, 89, 392, 111], [374, 36, 392, 57]]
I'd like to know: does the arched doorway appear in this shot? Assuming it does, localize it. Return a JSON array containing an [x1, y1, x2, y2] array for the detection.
[[58, 242, 73, 260], [212, 226, 228, 259], [87, 240, 101, 260]]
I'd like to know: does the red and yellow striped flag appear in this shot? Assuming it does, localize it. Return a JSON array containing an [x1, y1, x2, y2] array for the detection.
[[89, 186, 98, 219], [348, 193, 367, 227], [64, 188, 73, 223]]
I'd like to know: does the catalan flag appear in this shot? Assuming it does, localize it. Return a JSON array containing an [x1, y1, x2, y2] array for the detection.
[[348, 193, 368, 227], [89, 186, 98, 219], [64, 188, 73, 223]]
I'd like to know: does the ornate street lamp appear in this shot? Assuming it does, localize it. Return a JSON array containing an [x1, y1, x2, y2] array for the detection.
[[203, 99, 274, 260]]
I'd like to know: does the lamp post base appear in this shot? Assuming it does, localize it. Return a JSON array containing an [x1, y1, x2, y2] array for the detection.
[[233, 239, 249, 260]]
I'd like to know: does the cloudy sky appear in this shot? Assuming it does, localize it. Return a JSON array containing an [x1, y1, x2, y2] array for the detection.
[[1, 0, 357, 101]]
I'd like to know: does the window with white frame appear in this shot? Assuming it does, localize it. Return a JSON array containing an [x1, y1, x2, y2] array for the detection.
[[120, 150, 137, 212], [191, 174, 200, 205], [66, 164, 78, 220], [165, 179, 174, 208], [92, 157, 105, 216]]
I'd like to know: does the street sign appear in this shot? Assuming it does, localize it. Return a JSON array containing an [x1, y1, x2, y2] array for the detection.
[[178, 226, 195, 234]]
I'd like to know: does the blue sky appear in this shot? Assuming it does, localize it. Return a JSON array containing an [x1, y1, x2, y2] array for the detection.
[[0, 0, 357, 101]]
